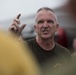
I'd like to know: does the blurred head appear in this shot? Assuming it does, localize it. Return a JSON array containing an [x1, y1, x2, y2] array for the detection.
[[0, 31, 41, 75], [34, 7, 59, 40]]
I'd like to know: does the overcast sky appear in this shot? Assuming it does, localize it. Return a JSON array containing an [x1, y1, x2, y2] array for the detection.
[[0, 0, 68, 21]]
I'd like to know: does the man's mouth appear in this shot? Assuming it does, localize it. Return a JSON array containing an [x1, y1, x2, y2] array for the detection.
[[42, 30, 49, 34]]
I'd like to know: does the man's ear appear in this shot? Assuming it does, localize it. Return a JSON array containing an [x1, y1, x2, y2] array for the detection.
[[34, 25, 37, 32], [56, 24, 59, 31]]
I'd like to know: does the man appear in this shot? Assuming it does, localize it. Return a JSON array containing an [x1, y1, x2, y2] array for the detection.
[[9, 7, 71, 72]]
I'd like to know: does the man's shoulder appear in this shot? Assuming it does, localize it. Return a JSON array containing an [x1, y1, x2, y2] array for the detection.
[[26, 38, 36, 47], [55, 43, 71, 54], [55, 43, 72, 61], [56, 43, 68, 50], [27, 38, 36, 43]]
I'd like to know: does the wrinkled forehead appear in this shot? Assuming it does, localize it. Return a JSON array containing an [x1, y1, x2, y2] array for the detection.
[[35, 10, 57, 21]]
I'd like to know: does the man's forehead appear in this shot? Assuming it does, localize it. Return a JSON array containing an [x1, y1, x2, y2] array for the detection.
[[36, 10, 56, 19], [36, 10, 55, 18], [35, 9, 57, 23]]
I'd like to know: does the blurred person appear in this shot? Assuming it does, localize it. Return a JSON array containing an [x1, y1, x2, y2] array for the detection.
[[55, 27, 68, 48], [9, 7, 72, 73], [0, 31, 41, 75], [64, 0, 76, 74], [67, 0, 76, 18], [72, 38, 76, 57], [73, 38, 76, 50], [64, 0, 76, 53], [60, 0, 76, 52]]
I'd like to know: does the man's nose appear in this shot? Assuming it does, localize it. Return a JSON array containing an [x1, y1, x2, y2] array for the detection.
[[43, 21, 48, 27]]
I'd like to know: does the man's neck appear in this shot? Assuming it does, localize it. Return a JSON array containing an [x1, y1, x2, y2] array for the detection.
[[36, 37, 55, 51]]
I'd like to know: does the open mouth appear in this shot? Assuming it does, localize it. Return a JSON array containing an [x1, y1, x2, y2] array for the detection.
[[42, 31, 49, 35]]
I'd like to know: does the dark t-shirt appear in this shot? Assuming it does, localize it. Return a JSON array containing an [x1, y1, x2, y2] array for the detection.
[[26, 38, 71, 73]]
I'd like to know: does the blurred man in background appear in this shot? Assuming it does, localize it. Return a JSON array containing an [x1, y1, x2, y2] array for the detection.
[[73, 38, 76, 50]]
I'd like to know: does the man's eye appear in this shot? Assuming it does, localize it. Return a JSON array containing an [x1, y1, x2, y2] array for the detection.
[[37, 20, 44, 24], [47, 20, 54, 23]]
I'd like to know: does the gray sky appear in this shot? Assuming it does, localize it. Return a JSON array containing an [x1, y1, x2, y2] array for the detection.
[[0, 0, 68, 21]]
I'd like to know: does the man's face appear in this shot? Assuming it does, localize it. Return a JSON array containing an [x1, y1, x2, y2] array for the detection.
[[34, 10, 58, 40]]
